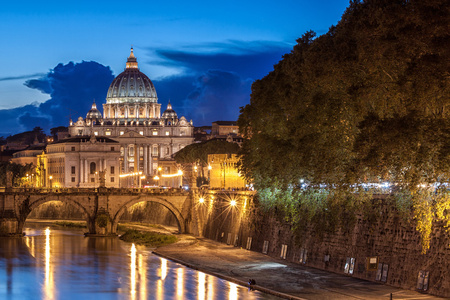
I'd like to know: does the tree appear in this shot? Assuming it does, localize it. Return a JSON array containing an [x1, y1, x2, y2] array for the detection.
[[238, 0, 450, 191], [0, 162, 34, 187]]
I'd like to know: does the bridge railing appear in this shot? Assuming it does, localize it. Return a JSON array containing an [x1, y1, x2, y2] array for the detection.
[[0, 187, 190, 195]]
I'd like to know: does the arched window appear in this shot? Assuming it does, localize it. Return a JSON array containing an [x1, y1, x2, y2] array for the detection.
[[90, 162, 96, 174]]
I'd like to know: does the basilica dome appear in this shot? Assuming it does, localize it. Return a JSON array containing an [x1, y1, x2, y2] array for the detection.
[[86, 101, 102, 120], [105, 48, 157, 104], [162, 101, 178, 119]]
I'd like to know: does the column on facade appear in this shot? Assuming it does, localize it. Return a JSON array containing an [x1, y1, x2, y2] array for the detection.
[[134, 143, 139, 173], [115, 104, 118, 118], [84, 159, 88, 183], [149, 145, 153, 174], [135, 104, 138, 119], [124, 145, 128, 173], [144, 103, 148, 118], [124, 105, 128, 119], [143, 144, 148, 175], [80, 158, 84, 184]]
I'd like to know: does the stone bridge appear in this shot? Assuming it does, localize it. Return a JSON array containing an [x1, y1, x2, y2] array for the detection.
[[0, 187, 200, 236], [0, 187, 256, 237]]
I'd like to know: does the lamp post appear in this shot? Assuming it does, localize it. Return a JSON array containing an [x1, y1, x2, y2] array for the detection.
[[153, 175, 160, 187], [49, 175, 53, 189]]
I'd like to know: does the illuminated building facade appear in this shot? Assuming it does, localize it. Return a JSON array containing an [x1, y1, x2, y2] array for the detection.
[[208, 154, 247, 189], [37, 136, 120, 188], [64, 48, 193, 187]]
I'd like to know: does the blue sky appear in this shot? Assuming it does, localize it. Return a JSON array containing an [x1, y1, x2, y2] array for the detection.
[[0, 0, 350, 136]]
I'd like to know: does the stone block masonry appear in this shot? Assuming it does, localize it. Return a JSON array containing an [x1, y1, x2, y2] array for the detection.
[[200, 193, 450, 298]]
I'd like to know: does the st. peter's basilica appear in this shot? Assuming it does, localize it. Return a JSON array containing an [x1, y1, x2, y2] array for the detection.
[[39, 48, 194, 188]]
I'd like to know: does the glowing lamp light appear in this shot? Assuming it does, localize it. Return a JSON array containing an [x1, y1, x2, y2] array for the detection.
[[208, 165, 212, 170], [230, 200, 236, 206], [199, 197, 205, 204], [153, 175, 160, 181]]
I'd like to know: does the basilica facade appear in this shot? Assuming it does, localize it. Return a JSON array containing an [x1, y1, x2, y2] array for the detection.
[[42, 48, 194, 188]]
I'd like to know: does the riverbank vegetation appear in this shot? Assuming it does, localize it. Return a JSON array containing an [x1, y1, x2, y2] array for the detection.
[[238, 0, 449, 253], [119, 229, 177, 247]]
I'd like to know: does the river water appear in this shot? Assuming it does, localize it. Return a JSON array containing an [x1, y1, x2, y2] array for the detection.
[[0, 223, 280, 300]]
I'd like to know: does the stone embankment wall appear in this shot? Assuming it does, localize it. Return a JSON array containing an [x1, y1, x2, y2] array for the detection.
[[200, 195, 450, 298]]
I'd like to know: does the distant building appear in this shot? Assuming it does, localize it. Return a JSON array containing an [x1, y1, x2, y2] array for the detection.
[[10, 144, 46, 166], [194, 126, 212, 142], [48, 47, 195, 188], [211, 121, 239, 136], [36, 135, 120, 188], [208, 154, 247, 189]]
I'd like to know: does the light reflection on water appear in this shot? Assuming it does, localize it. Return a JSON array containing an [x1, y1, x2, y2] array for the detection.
[[0, 225, 280, 299]]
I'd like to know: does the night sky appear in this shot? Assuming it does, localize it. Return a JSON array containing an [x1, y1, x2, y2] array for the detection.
[[0, 0, 349, 136]]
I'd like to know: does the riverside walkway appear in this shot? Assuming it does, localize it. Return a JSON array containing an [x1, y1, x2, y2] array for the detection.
[[154, 236, 444, 300]]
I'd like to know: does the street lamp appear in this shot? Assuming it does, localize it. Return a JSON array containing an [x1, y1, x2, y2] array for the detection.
[[153, 175, 160, 187], [49, 175, 53, 188]]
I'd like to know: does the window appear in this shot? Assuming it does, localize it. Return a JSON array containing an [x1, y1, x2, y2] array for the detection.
[[111, 177, 115, 183], [91, 178, 95, 183], [166, 147, 170, 155], [110, 166, 115, 175], [153, 146, 158, 156], [139, 131, 144, 135], [111, 147, 115, 151], [120, 131, 124, 135], [90, 162, 96, 174], [139, 147, 144, 157], [152, 131, 158, 136], [71, 166, 76, 175], [165, 131, 170, 136], [106, 131, 111, 136], [94, 132, 98, 136], [71, 177, 75, 182], [71, 147, 75, 151]]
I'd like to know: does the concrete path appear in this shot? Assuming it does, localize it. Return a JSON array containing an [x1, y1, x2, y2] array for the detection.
[[154, 235, 445, 300]]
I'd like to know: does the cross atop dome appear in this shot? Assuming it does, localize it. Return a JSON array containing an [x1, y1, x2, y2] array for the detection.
[[126, 47, 138, 69]]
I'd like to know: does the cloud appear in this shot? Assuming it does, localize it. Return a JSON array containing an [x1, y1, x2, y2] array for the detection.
[[0, 40, 291, 135], [152, 40, 291, 79], [0, 73, 47, 82], [151, 40, 291, 126], [0, 61, 114, 136]]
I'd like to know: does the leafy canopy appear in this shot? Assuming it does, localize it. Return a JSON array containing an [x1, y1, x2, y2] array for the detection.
[[238, 0, 449, 191]]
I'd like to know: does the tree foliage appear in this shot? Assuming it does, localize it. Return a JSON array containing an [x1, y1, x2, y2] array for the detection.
[[0, 162, 34, 187], [6, 127, 46, 145], [174, 140, 240, 165], [238, 0, 450, 190]]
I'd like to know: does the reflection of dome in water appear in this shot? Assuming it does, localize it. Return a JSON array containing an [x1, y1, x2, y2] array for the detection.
[[86, 101, 102, 119], [106, 47, 157, 104]]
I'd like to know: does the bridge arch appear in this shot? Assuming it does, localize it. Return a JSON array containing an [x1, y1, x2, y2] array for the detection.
[[112, 195, 186, 233], [28, 196, 90, 216], [17, 195, 91, 233]]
